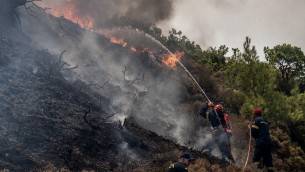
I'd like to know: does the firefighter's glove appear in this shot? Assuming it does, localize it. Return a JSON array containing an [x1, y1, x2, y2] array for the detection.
[[247, 124, 251, 129], [207, 102, 214, 107], [226, 129, 233, 137], [227, 132, 233, 137]]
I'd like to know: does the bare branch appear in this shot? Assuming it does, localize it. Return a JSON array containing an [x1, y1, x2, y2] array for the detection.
[[86, 79, 110, 90], [58, 62, 69, 72], [83, 107, 117, 130], [122, 66, 127, 81], [101, 79, 110, 89], [48, 50, 67, 77], [24, 0, 48, 16], [103, 113, 117, 121], [126, 73, 143, 87], [78, 81, 86, 93], [67, 65, 78, 70]]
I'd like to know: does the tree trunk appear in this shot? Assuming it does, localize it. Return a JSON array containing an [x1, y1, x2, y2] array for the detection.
[[0, 0, 27, 32], [0, 0, 27, 40]]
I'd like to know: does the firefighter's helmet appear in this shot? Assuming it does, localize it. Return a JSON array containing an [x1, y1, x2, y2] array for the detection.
[[253, 108, 262, 117], [214, 104, 223, 111]]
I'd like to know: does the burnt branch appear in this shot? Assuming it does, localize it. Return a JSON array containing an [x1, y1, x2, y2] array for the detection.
[[83, 108, 100, 130], [87, 79, 110, 90], [83, 108, 117, 130], [78, 81, 86, 93], [58, 62, 69, 72], [79, 76, 110, 94], [101, 79, 110, 89], [103, 113, 117, 121], [23, 0, 48, 16], [67, 65, 78, 70], [122, 66, 127, 81], [49, 50, 67, 77], [122, 66, 144, 87]]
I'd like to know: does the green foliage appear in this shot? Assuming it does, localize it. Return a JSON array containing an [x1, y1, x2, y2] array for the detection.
[[224, 37, 273, 96], [223, 89, 246, 114], [289, 120, 305, 151], [264, 44, 305, 95], [262, 90, 290, 120], [287, 91, 305, 121], [236, 76, 290, 121], [271, 124, 305, 171], [202, 45, 228, 71], [165, 28, 205, 62], [104, 17, 305, 154], [239, 95, 266, 119]]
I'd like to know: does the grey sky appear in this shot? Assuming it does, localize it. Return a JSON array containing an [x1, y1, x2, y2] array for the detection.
[[158, 0, 305, 59]]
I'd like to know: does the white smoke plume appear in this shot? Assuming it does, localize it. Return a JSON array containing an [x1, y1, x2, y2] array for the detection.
[[158, 0, 305, 59]]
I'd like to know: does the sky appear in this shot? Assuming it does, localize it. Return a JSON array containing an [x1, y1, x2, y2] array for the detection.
[[158, 0, 305, 59]]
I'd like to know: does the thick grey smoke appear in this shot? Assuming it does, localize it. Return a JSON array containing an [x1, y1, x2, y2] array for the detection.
[[18, 4, 226, 161], [158, 0, 305, 59], [39, 0, 174, 28]]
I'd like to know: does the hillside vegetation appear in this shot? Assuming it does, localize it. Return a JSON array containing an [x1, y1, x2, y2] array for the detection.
[[1, 1, 305, 171], [108, 17, 305, 171]]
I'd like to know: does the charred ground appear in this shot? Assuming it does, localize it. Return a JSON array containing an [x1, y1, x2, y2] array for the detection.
[[0, 2, 240, 171], [0, 39, 237, 171]]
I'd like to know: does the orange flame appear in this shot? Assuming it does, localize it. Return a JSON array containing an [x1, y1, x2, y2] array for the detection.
[[110, 37, 128, 47], [161, 51, 185, 68], [38, 1, 94, 29], [130, 47, 137, 52], [99, 31, 128, 47], [37, 2, 184, 68]]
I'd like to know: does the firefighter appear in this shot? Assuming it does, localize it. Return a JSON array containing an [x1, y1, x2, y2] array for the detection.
[[199, 102, 235, 163], [251, 108, 274, 172], [166, 152, 195, 172]]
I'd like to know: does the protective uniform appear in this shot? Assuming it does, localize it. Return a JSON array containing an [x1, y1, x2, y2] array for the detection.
[[166, 162, 188, 172], [200, 102, 234, 162], [166, 152, 195, 172], [251, 108, 274, 172]]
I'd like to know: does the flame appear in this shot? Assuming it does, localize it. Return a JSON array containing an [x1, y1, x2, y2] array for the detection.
[[141, 48, 153, 55], [110, 37, 128, 47], [161, 51, 185, 68], [99, 31, 128, 47], [38, 1, 94, 29], [36, 2, 184, 68], [130, 47, 137, 52]]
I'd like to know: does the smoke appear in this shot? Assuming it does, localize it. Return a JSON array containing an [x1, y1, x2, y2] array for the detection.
[[159, 0, 305, 59], [18, 3, 220, 158], [39, 0, 174, 28]]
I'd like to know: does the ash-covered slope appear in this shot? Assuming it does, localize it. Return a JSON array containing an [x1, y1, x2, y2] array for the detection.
[[0, 2, 240, 171], [0, 40, 238, 171]]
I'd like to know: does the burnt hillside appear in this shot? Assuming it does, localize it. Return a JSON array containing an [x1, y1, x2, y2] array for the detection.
[[0, 2, 241, 171], [0, 37, 239, 171]]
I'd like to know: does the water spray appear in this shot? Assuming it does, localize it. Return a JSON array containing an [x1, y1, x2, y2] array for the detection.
[[106, 26, 239, 167], [134, 28, 211, 102], [138, 29, 241, 167]]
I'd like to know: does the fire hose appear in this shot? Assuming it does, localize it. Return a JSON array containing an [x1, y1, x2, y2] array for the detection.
[[129, 29, 241, 167], [176, 60, 239, 166], [243, 124, 252, 171]]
